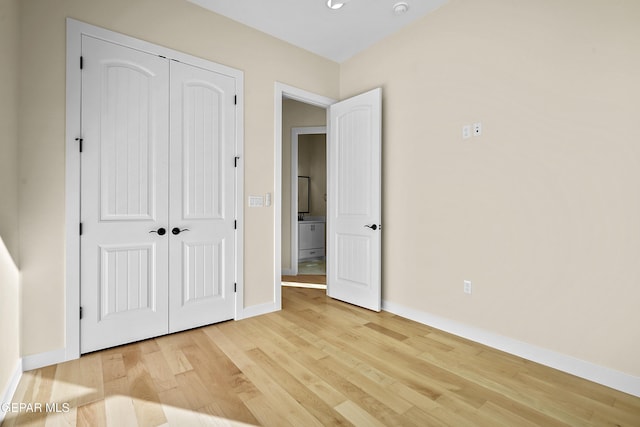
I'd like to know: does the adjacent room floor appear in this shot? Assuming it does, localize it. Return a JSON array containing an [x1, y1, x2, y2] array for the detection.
[[5, 287, 640, 426]]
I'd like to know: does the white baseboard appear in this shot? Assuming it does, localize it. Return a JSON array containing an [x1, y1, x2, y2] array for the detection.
[[238, 301, 279, 320], [1, 358, 23, 424], [382, 299, 640, 398], [22, 348, 67, 372]]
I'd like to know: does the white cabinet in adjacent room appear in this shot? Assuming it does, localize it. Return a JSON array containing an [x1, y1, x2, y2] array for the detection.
[[299, 221, 325, 260]]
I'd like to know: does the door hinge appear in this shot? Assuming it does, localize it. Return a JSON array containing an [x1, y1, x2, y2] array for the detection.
[[79, 306, 83, 319], [234, 95, 237, 105], [79, 223, 83, 236], [234, 156, 240, 167], [234, 220, 237, 230], [75, 137, 83, 152], [234, 283, 237, 293], [80, 56, 83, 70]]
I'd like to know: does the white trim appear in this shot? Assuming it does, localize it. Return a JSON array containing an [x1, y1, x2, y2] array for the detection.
[[382, 299, 640, 398], [65, 18, 82, 362], [233, 62, 245, 323], [22, 348, 67, 371], [66, 18, 244, 358], [0, 358, 22, 423], [274, 83, 335, 311], [290, 126, 327, 276]]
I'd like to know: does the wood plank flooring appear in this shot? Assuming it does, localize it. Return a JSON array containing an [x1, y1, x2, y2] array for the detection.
[[4, 287, 640, 426]]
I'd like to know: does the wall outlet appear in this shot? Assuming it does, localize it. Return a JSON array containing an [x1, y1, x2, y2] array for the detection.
[[473, 122, 482, 136], [463, 280, 472, 294]]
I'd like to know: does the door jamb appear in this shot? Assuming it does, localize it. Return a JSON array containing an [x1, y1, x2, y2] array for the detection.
[[65, 18, 244, 361], [274, 83, 335, 310]]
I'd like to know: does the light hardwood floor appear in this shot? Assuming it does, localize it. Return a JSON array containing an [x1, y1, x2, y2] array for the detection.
[[4, 287, 640, 426]]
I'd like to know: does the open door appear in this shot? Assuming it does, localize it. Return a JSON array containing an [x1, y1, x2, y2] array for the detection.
[[327, 88, 382, 311]]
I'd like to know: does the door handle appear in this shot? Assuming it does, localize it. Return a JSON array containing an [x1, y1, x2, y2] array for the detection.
[[149, 227, 167, 236], [364, 224, 379, 231], [172, 227, 190, 235]]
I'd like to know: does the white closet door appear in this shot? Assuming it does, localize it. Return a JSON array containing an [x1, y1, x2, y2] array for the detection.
[[80, 36, 170, 353], [327, 88, 382, 312], [168, 61, 236, 332]]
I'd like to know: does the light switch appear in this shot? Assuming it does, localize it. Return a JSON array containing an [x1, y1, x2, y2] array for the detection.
[[248, 196, 264, 207], [462, 125, 471, 139]]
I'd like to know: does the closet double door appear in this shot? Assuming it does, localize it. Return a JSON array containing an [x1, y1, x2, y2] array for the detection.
[[80, 36, 237, 353]]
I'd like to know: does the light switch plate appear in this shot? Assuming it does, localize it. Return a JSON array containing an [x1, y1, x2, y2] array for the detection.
[[462, 125, 471, 139], [248, 196, 264, 207]]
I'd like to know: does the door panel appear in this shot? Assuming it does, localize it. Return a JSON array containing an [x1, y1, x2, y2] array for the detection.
[[328, 88, 382, 312], [182, 81, 225, 220], [100, 245, 154, 316], [336, 108, 373, 217], [100, 62, 155, 220], [168, 61, 236, 333], [80, 36, 170, 353]]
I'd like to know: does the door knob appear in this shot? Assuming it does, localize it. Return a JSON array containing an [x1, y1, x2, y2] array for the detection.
[[172, 227, 190, 235], [364, 224, 378, 231], [149, 227, 166, 236]]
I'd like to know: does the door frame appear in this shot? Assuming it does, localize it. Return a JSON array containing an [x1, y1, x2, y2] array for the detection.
[[289, 126, 327, 276], [65, 19, 244, 361], [274, 83, 335, 309]]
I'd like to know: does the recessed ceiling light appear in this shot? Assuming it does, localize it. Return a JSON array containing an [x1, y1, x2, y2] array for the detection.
[[327, 0, 346, 10], [393, 2, 409, 15]]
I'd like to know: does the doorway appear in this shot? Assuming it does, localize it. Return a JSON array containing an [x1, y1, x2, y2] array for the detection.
[[284, 126, 327, 287], [274, 84, 335, 308], [274, 84, 382, 312]]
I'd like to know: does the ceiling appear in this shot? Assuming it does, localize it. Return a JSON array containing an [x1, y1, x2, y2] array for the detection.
[[187, 0, 448, 63]]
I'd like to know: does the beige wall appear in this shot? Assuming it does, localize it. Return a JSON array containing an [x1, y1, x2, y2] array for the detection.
[[298, 134, 327, 217], [0, 0, 21, 400], [341, 0, 640, 376], [281, 100, 326, 271], [18, 0, 339, 356]]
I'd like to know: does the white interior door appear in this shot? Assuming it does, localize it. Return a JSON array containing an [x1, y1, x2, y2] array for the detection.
[[327, 88, 382, 311], [80, 36, 170, 353], [168, 61, 236, 332]]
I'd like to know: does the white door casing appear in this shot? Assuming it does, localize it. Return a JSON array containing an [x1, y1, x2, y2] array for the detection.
[[327, 88, 382, 312], [168, 61, 237, 332], [79, 34, 240, 354], [80, 36, 170, 353]]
